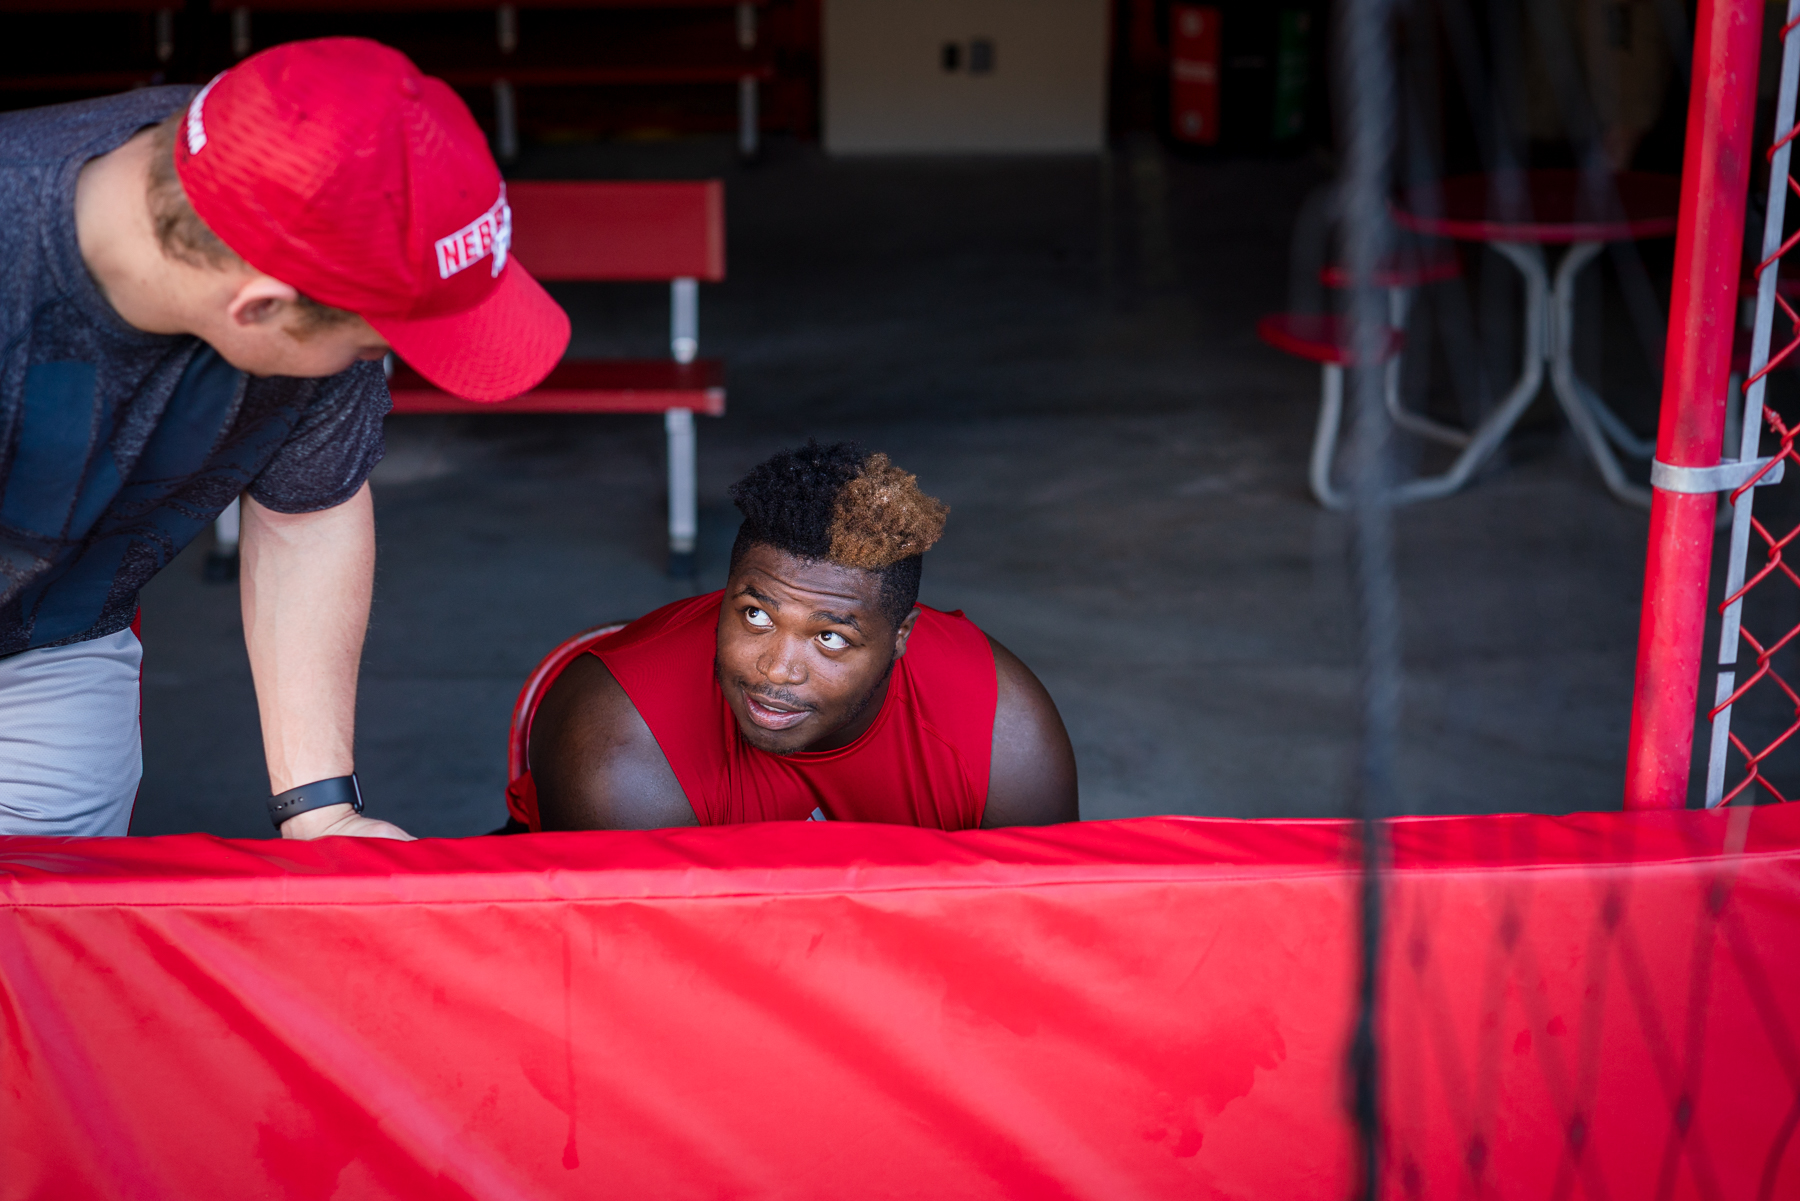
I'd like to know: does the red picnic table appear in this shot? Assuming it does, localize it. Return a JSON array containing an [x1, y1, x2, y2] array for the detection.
[[1390, 169, 1681, 507]]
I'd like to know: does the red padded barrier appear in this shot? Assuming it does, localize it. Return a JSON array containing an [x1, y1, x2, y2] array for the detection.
[[1, 809, 1797, 1198]]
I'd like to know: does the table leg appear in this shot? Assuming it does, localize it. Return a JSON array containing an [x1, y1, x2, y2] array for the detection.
[[1384, 241, 1548, 502], [1548, 243, 1657, 459], [1384, 288, 1471, 446], [1309, 364, 1348, 510], [1546, 241, 1652, 506]]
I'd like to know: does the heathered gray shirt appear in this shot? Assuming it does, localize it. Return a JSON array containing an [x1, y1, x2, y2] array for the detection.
[[0, 87, 388, 656]]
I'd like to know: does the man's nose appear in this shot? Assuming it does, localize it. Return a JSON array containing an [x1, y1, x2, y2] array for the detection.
[[758, 639, 808, 686]]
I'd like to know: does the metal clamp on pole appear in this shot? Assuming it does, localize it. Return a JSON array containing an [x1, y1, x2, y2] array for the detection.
[[1650, 456, 1787, 494]]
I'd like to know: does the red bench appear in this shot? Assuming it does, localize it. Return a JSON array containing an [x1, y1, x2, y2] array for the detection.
[[388, 179, 726, 576], [0, 1, 179, 93], [210, 0, 772, 159]]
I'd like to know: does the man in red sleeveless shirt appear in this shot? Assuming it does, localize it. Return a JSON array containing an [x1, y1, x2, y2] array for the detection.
[[519, 441, 1078, 830]]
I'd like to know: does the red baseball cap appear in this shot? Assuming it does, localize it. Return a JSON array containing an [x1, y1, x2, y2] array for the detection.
[[173, 38, 569, 402]]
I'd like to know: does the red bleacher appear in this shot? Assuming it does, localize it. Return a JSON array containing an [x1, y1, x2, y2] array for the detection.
[[210, 1, 775, 156], [388, 360, 724, 417], [388, 180, 727, 574]]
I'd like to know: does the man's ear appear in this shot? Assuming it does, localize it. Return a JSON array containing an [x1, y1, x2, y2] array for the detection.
[[225, 274, 301, 328], [891, 606, 922, 658]]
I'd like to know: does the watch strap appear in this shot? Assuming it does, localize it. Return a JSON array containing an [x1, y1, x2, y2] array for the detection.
[[268, 774, 363, 830]]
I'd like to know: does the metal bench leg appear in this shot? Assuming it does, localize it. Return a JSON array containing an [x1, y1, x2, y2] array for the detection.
[[671, 278, 698, 365], [666, 409, 697, 577], [738, 77, 760, 159], [494, 5, 519, 161], [667, 280, 701, 575], [493, 79, 519, 163], [737, 3, 759, 157], [205, 496, 241, 583]]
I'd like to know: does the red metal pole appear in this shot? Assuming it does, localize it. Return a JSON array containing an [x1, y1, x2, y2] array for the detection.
[[1624, 0, 1764, 809]]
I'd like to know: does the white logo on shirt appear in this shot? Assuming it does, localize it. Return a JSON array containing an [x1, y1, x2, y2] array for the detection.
[[433, 187, 511, 281], [185, 73, 224, 156]]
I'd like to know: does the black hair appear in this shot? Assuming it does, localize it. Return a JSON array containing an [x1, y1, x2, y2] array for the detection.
[[727, 440, 928, 630]]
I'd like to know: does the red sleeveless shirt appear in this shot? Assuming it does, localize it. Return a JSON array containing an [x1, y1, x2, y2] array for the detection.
[[508, 591, 998, 830]]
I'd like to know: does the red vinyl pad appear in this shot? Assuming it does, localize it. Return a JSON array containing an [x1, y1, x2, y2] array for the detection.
[[1, 808, 1796, 1199]]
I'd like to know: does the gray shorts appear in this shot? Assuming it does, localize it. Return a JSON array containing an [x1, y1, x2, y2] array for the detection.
[[0, 627, 143, 836]]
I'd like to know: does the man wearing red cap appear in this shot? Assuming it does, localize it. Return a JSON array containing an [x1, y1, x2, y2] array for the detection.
[[0, 39, 569, 838]]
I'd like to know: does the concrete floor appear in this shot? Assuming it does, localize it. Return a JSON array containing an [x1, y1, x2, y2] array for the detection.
[[133, 135, 1718, 838]]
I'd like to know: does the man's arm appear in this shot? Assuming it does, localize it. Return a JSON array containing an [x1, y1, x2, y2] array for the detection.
[[240, 483, 410, 840], [531, 655, 696, 830], [982, 637, 1079, 827]]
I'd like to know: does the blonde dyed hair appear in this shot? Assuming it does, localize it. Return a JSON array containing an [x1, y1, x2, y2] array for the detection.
[[827, 453, 949, 569]]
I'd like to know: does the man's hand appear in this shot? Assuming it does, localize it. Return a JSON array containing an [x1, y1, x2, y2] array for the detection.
[[279, 802, 414, 841]]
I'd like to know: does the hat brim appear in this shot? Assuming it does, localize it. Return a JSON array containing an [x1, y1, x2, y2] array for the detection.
[[368, 261, 570, 403]]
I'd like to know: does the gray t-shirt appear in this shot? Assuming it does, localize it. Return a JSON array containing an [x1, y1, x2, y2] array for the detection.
[[0, 87, 389, 656]]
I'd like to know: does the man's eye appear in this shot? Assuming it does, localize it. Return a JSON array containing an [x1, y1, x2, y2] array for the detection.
[[745, 607, 772, 628], [818, 631, 849, 650]]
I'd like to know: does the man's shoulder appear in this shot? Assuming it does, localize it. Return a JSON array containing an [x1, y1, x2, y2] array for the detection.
[[587, 591, 722, 726], [906, 604, 993, 669], [0, 87, 192, 166], [0, 89, 195, 340], [598, 591, 722, 659], [899, 604, 1001, 755]]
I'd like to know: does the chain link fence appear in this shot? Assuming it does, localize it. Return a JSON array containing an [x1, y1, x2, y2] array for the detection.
[[1706, 2, 1800, 807]]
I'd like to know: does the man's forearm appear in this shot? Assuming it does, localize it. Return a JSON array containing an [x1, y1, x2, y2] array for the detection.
[[240, 484, 373, 796]]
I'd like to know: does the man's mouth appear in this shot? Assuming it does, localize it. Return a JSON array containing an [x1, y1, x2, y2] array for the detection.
[[742, 691, 812, 731]]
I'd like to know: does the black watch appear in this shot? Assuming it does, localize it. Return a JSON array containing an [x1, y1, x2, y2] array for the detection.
[[268, 774, 363, 830]]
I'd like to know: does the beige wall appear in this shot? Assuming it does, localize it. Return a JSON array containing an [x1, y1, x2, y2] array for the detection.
[[824, 0, 1109, 154]]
